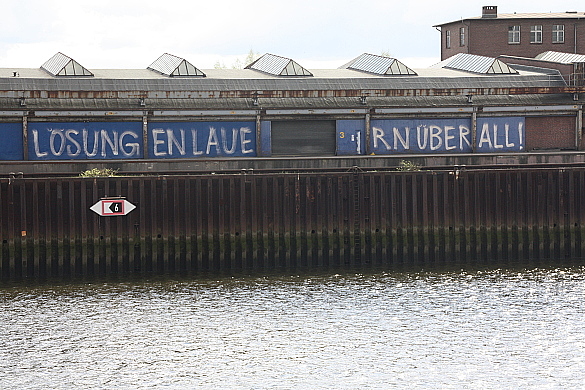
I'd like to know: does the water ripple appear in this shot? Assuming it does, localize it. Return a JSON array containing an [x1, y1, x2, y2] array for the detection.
[[1, 266, 584, 389]]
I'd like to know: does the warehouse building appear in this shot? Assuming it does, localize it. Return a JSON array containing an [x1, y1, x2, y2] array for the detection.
[[0, 51, 584, 173]]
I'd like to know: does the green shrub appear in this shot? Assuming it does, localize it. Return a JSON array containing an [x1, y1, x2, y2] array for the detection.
[[396, 160, 421, 171], [80, 168, 119, 177]]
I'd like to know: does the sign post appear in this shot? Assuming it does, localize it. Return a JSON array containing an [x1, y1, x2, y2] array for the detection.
[[90, 198, 136, 216]]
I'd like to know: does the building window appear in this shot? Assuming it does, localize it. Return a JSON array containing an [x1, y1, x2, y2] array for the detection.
[[508, 25, 520, 44], [446, 31, 451, 49], [459, 27, 465, 46], [553, 25, 565, 43], [530, 25, 543, 43]]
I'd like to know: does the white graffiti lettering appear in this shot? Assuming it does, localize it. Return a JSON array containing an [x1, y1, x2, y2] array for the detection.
[[372, 124, 472, 152], [153, 126, 255, 156], [393, 127, 409, 150], [120, 131, 140, 156], [83, 130, 98, 157], [240, 127, 254, 154], [478, 121, 523, 150], [221, 128, 238, 154], [444, 126, 456, 151], [429, 125, 443, 151], [505, 124, 514, 148], [416, 126, 428, 149], [152, 129, 166, 156], [460, 125, 471, 149], [32, 130, 47, 157], [206, 127, 221, 155], [373, 127, 391, 150], [191, 130, 204, 156], [167, 129, 185, 156], [518, 122, 524, 150], [32, 128, 141, 158], [100, 130, 118, 157], [66, 130, 81, 156], [49, 129, 66, 156]]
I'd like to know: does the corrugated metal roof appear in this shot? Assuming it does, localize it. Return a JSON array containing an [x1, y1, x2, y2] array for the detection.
[[434, 53, 518, 75], [40, 52, 93, 77], [0, 56, 567, 95], [0, 72, 565, 94], [246, 54, 312, 76], [535, 51, 585, 64], [340, 53, 417, 76], [147, 53, 206, 77], [1, 94, 578, 111]]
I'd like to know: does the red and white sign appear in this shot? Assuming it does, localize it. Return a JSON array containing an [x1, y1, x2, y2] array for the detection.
[[90, 198, 136, 216]]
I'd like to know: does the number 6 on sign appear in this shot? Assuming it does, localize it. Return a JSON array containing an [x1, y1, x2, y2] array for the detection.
[[90, 198, 136, 216]]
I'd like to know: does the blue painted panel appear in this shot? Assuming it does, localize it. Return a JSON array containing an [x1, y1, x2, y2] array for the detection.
[[371, 118, 473, 154], [476, 117, 525, 152], [148, 121, 256, 158], [28, 122, 143, 160], [337, 120, 365, 155], [260, 121, 271, 156], [0, 123, 23, 160]]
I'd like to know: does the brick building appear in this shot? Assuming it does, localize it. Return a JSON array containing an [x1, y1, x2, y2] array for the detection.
[[434, 6, 585, 60]]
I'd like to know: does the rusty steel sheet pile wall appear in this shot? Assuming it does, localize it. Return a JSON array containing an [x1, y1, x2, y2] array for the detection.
[[1, 167, 585, 279]]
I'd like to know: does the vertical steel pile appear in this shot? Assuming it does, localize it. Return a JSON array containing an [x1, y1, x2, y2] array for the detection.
[[1, 166, 584, 279]]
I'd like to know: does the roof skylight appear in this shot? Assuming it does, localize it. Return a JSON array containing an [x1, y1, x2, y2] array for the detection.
[[41, 52, 93, 76], [436, 53, 518, 75], [341, 53, 417, 75], [246, 54, 312, 76], [148, 53, 206, 77], [535, 51, 585, 64]]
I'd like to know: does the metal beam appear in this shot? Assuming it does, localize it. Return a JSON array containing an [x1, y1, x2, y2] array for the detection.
[[482, 105, 580, 112], [265, 109, 369, 115], [375, 107, 475, 114]]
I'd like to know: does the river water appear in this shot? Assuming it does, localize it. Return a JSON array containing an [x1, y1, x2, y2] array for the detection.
[[1, 263, 585, 389]]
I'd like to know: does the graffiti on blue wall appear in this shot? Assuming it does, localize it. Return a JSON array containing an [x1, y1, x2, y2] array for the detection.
[[0, 116, 527, 161], [371, 118, 472, 153], [28, 122, 143, 160], [368, 117, 524, 154], [148, 122, 256, 158], [0, 123, 24, 160], [475, 117, 524, 152]]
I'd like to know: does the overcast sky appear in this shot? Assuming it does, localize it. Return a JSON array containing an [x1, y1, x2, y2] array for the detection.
[[1, 0, 584, 70]]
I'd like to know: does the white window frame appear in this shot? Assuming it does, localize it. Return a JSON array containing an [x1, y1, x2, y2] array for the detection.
[[530, 25, 543, 43], [446, 30, 451, 49], [553, 25, 565, 43], [508, 25, 520, 44], [459, 27, 465, 46]]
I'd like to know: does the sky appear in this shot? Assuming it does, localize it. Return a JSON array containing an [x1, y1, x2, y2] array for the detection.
[[1, 0, 585, 70]]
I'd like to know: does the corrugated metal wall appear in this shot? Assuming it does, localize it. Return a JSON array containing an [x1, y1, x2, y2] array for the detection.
[[1, 166, 585, 279], [271, 120, 337, 156]]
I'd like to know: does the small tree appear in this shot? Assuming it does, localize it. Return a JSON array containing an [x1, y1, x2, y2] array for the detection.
[[232, 58, 243, 70], [214, 61, 227, 69], [245, 49, 260, 66], [215, 49, 261, 70]]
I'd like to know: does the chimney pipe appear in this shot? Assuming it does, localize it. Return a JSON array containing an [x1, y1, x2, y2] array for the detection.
[[482, 6, 498, 18]]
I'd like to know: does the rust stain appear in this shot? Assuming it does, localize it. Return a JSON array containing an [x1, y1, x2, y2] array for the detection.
[[0, 167, 584, 278], [5, 86, 585, 101]]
